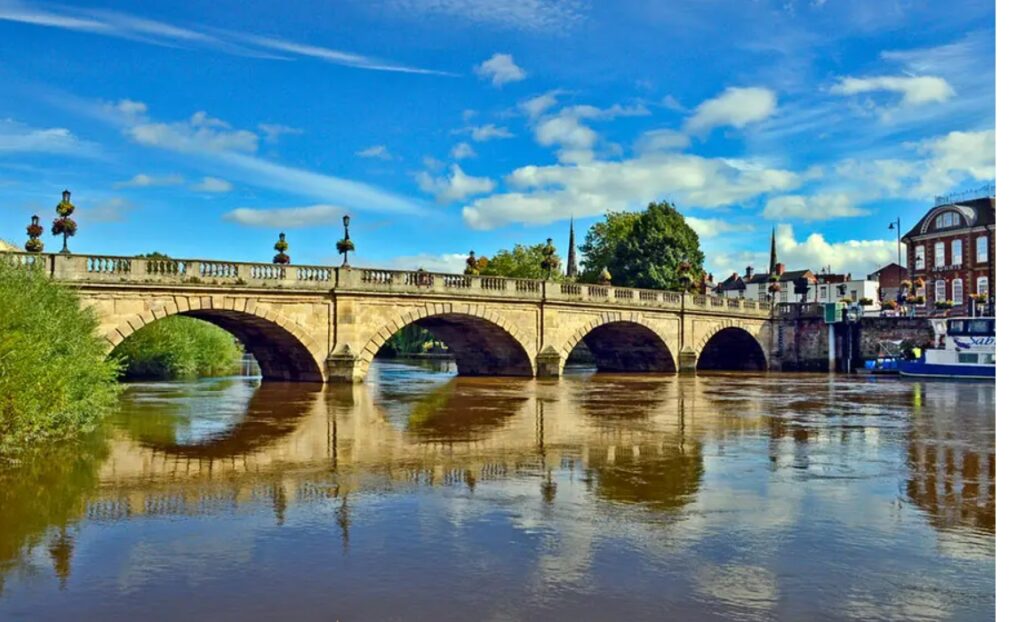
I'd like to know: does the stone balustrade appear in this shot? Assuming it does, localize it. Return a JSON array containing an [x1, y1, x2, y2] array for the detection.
[[2, 251, 772, 316]]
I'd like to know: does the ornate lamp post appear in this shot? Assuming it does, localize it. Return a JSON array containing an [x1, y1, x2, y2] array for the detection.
[[52, 189, 77, 254], [25, 214, 44, 253], [677, 260, 692, 293], [540, 238, 558, 279], [464, 250, 479, 275], [336, 215, 355, 268], [273, 232, 290, 264], [888, 217, 902, 272]]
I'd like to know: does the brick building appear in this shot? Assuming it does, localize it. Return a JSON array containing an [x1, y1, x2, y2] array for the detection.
[[867, 262, 909, 304], [901, 195, 995, 316]]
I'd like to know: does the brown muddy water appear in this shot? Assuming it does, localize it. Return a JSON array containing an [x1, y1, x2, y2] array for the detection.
[[0, 361, 994, 620]]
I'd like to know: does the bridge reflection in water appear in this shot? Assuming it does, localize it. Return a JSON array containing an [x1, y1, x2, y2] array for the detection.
[[0, 365, 995, 620]]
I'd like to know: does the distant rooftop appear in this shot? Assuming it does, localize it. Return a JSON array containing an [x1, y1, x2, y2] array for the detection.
[[933, 184, 995, 207]]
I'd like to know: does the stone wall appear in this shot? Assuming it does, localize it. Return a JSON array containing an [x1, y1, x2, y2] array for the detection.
[[776, 315, 934, 371]]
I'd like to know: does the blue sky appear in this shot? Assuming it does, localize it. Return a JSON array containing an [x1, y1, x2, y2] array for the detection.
[[0, 0, 994, 279]]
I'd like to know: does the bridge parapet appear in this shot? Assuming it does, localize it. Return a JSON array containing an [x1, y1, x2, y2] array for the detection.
[[2, 251, 771, 317]]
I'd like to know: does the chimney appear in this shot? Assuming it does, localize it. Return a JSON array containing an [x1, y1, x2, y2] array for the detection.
[[775, 262, 785, 276], [745, 266, 754, 280]]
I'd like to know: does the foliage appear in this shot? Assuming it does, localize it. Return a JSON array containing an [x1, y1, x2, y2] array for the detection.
[[464, 251, 480, 275], [859, 297, 875, 306], [336, 238, 355, 253], [111, 316, 243, 380], [377, 325, 445, 357], [935, 300, 955, 309], [882, 299, 898, 310], [540, 238, 560, 277], [478, 243, 563, 280], [25, 217, 44, 253], [580, 201, 705, 290], [0, 261, 121, 456], [51, 193, 77, 245], [273, 233, 290, 265]]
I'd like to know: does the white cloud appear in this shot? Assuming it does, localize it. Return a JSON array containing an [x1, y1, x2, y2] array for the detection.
[[686, 217, 753, 239], [356, 145, 393, 160], [775, 224, 894, 276], [830, 75, 955, 106], [129, 111, 259, 153], [258, 123, 303, 143], [521, 91, 560, 119], [450, 142, 476, 159], [383, 0, 586, 32], [383, 252, 468, 274], [113, 99, 147, 118], [416, 164, 495, 203], [529, 102, 650, 163], [913, 129, 994, 195], [686, 87, 778, 134], [0, 118, 93, 155], [763, 193, 868, 221], [661, 95, 685, 112], [463, 124, 515, 142], [462, 153, 800, 230], [474, 53, 526, 86], [192, 176, 233, 193], [113, 173, 184, 188], [223, 204, 346, 227], [634, 129, 690, 154]]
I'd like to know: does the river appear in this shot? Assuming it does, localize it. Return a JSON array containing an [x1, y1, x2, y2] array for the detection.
[[0, 362, 995, 620]]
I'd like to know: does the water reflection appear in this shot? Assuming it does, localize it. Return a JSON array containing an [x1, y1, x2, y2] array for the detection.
[[0, 364, 995, 621]]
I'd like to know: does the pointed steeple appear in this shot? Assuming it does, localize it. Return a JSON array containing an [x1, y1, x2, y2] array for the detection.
[[566, 217, 578, 278], [768, 226, 778, 275]]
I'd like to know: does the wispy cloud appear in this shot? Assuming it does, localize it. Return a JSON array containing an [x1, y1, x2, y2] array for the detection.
[[356, 145, 393, 160], [382, 0, 587, 32], [223, 204, 346, 228], [830, 75, 955, 106], [191, 176, 233, 193], [0, 1, 452, 75], [0, 118, 99, 156], [113, 173, 184, 188], [416, 164, 495, 203]]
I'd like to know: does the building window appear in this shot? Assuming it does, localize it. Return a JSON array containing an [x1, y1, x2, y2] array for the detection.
[[977, 236, 989, 263], [915, 245, 925, 270], [977, 276, 989, 296], [934, 279, 946, 303], [952, 239, 962, 265], [934, 241, 945, 267], [933, 211, 962, 230], [820, 286, 827, 299], [952, 278, 963, 305]]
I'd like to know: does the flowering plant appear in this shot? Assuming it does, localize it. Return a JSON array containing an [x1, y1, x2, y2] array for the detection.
[[27, 223, 44, 238], [52, 217, 77, 237], [336, 238, 355, 253], [25, 238, 44, 252], [273, 233, 290, 264]]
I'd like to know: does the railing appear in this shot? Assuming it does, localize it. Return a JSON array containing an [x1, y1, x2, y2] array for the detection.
[[0, 251, 771, 315]]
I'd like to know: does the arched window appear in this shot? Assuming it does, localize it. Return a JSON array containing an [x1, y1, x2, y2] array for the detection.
[[952, 278, 963, 305], [976, 236, 989, 263], [977, 276, 989, 296], [934, 279, 946, 303]]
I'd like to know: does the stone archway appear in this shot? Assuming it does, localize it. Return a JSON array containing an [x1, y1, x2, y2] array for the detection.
[[103, 296, 325, 382], [696, 325, 768, 371], [561, 315, 677, 373]]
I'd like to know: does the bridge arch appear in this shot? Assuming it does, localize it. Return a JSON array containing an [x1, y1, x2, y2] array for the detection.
[[561, 314, 677, 373], [355, 305, 535, 380], [103, 296, 326, 382], [695, 323, 768, 371]]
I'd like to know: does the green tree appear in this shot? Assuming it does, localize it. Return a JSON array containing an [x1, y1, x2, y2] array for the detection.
[[479, 243, 563, 280], [111, 316, 243, 380], [0, 261, 121, 456], [581, 201, 704, 290]]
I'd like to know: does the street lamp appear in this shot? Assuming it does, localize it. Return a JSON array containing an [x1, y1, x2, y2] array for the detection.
[[336, 214, 355, 268], [888, 218, 901, 271]]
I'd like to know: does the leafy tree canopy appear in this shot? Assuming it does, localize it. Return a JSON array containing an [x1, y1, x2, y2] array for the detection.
[[580, 201, 705, 291], [478, 243, 564, 280]]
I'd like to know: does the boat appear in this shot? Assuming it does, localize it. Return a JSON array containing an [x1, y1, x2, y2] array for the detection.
[[859, 339, 905, 375], [898, 317, 995, 380]]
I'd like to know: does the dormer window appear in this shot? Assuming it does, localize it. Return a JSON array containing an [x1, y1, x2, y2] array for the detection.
[[932, 210, 962, 230]]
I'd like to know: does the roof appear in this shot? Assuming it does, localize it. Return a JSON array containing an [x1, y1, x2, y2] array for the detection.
[[746, 269, 814, 284], [717, 274, 747, 291], [902, 196, 995, 240], [868, 263, 908, 277]]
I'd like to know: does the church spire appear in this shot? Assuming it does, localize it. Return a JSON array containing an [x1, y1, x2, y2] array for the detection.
[[566, 217, 578, 278], [768, 226, 778, 275]]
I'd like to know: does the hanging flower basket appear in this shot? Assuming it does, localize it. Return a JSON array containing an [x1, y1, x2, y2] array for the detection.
[[24, 238, 44, 253], [52, 217, 77, 236], [336, 239, 355, 253]]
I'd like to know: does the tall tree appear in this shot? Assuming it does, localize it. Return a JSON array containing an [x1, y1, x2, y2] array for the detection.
[[479, 243, 563, 280], [581, 201, 704, 290]]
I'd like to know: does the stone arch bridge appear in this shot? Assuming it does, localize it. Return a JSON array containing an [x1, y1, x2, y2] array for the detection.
[[5, 252, 775, 382]]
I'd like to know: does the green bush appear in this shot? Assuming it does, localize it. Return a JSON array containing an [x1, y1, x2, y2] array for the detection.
[[0, 260, 121, 456], [111, 315, 243, 380]]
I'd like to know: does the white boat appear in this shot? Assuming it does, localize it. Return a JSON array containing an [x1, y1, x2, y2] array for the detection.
[[898, 317, 995, 380]]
